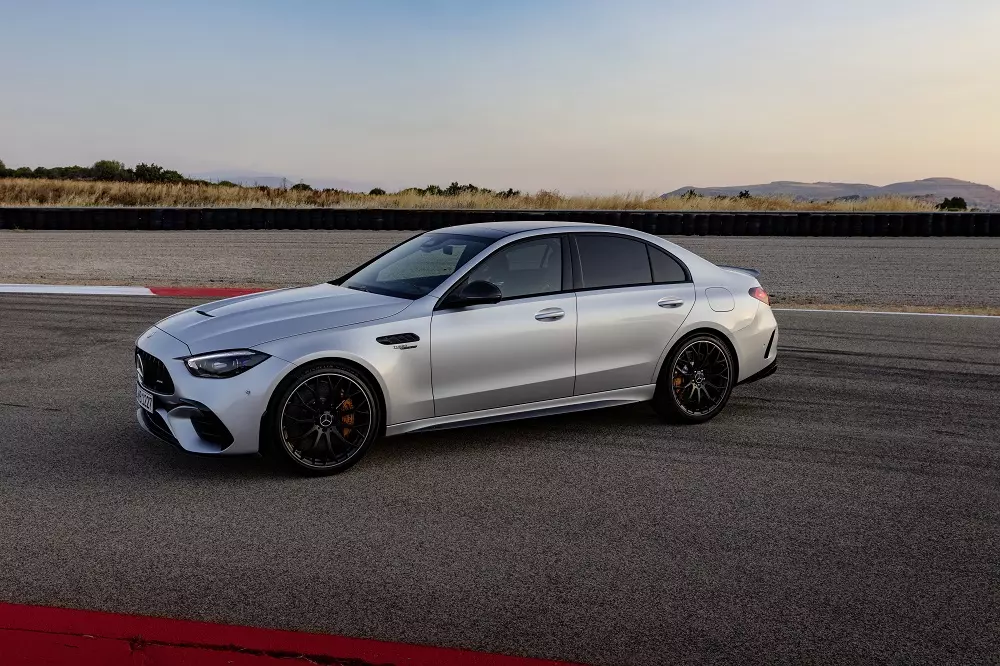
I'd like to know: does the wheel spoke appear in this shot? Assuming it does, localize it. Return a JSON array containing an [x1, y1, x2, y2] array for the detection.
[[293, 392, 317, 413], [288, 425, 319, 448], [327, 375, 343, 403], [329, 426, 355, 449], [321, 430, 336, 459]]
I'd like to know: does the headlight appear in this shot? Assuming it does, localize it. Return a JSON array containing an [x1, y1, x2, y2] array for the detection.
[[183, 350, 270, 378]]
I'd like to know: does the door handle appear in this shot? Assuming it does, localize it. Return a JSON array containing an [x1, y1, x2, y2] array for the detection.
[[534, 307, 565, 321], [657, 298, 685, 308]]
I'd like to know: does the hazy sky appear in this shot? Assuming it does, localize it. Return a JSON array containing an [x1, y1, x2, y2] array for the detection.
[[1, 0, 998, 193]]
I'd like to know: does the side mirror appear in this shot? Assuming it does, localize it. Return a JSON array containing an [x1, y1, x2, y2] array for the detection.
[[446, 280, 502, 308]]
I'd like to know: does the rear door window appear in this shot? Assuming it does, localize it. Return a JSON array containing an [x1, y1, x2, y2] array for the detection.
[[575, 235, 652, 289]]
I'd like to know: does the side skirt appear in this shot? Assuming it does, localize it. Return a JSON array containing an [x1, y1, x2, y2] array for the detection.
[[386, 385, 657, 437]]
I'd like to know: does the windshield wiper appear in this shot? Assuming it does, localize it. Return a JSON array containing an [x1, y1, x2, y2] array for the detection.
[[344, 284, 370, 293]]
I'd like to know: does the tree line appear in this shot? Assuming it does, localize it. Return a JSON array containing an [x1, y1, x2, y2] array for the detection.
[[0, 158, 523, 198], [0, 158, 190, 184]]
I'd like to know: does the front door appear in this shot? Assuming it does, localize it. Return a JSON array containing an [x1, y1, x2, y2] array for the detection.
[[430, 236, 577, 417]]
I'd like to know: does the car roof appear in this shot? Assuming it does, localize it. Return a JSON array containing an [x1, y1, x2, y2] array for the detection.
[[429, 220, 601, 239]]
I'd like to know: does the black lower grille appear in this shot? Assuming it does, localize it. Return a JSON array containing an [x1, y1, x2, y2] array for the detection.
[[190, 410, 234, 447], [136, 347, 175, 394], [140, 408, 179, 446]]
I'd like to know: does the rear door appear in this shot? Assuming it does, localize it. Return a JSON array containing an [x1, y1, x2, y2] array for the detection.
[[430, 235, 577, 416], [571, 234, 695, 395]]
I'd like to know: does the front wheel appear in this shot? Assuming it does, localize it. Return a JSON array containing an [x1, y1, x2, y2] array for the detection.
[[266, 362, 384, 475], [652, 334, 735, 424]]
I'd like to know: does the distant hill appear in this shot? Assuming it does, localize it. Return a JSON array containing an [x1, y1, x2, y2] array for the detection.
[[663, 178, 1000, 209]]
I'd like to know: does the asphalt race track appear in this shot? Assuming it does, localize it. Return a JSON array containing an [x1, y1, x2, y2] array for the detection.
[[3, 231, 1000, 311], [0, 294, 998, 665]]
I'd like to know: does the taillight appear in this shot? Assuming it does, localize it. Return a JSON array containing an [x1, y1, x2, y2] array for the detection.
[[749, 286, 769, 305]]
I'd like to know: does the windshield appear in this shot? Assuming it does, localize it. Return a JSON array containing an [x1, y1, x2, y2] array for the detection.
[[340, 233, 493, 299]]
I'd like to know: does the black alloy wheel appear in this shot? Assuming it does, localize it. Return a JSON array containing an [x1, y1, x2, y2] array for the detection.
[[269, 363, 383, 475], [653, 333, 735, 423]]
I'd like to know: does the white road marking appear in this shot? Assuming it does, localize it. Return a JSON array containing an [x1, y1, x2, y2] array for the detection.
[[0, 284, 154, 296], [774, 308, 996, 319]]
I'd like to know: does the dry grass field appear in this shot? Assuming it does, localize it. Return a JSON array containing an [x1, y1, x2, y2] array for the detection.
[[0, 178, 935, 211]]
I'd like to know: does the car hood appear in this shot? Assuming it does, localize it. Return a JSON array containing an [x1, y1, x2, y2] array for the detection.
[[155, 284, 411, 355]]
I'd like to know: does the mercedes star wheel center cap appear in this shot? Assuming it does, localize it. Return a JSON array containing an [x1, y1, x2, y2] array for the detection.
[[319, 413, 334, 428]]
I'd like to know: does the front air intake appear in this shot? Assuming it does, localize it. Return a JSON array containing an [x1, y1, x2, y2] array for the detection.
[[190, 409, 234, 448]]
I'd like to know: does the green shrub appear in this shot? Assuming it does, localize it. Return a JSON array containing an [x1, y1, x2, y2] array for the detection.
[[91, 160, 129, 181], [936, 197, 967, 211]]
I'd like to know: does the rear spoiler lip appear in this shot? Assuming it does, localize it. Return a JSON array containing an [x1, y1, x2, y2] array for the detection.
[[717, 265, 761, 279]]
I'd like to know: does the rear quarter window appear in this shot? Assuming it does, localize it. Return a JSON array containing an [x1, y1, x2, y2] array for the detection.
[[648, 246, 688, 283]]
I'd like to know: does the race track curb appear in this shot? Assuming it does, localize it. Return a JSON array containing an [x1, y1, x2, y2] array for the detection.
[[0, 602, 582, 666], [0, 284, 267, 297]]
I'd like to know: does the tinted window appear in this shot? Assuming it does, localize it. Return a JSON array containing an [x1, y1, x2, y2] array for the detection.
[[648, 246, 687, 283], [576, 236, 651, 289], [465, 237, 562, 299], [343, 233, 490, 299]]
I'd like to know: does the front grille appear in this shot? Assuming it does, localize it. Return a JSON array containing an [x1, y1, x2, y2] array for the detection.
[[135, 347, 175, 394], [190, 410, 234, 447]]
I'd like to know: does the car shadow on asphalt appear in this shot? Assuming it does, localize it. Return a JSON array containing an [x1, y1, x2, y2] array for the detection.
[[9, 399, 748, 483], [128, 403, 662, 480]]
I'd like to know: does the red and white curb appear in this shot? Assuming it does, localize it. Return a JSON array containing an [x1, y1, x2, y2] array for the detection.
[[0, 283, 268, 298], [0, 602, 583, 666]]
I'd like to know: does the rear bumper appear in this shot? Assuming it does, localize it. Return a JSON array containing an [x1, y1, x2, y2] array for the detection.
[[733, 304, 778, 382], [739, 358, 777, 385]]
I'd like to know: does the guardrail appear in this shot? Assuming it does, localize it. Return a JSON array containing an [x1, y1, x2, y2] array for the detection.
[[0, 208, 996, 236]]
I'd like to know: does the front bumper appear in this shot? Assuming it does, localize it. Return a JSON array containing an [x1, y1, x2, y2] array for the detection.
[[134, 326, 291, 455]]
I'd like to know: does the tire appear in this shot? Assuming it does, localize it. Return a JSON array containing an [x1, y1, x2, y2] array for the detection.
[[265, 362, 384, 476], [652, 333, 736, 424]]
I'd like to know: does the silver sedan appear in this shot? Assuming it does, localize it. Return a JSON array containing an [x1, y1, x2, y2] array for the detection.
[[135, 221, 778, 475]]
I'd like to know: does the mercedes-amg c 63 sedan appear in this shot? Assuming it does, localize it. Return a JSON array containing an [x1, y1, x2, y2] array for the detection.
[[135, 221, 777, 474]]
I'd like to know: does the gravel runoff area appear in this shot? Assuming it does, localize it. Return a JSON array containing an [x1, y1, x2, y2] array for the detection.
[[0, 296, 998, 665], [1, 230, 999, 312]]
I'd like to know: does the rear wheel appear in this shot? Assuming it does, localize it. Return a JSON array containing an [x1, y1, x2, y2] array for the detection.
[[652, 333, 735, 424], [266, 362, 383, 475]]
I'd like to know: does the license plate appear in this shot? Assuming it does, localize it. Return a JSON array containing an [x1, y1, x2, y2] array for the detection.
[[136, 383, 155, 414]]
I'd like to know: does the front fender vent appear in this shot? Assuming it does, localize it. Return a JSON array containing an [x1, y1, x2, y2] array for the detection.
[[376, 333, 420, 345]]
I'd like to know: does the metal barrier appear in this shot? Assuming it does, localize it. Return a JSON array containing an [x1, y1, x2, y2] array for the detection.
[[0, 208, 994, 236]]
